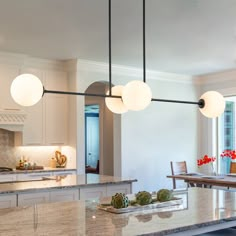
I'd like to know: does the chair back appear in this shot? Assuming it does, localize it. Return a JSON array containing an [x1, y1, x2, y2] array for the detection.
[[170, 161, 188, 189], [171, 161, 188, 175], [230, 162, 236, 173]]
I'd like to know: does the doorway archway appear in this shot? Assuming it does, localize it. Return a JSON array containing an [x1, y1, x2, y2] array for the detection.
[[84, 81, 121, 176]]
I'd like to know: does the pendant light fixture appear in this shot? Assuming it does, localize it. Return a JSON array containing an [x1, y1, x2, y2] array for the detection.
[[104, 0, 128, 114], [10, 0, 225, 118], [122, 0, 152, 111]]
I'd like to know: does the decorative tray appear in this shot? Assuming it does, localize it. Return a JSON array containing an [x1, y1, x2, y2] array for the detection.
[[16, 166, 44, 170], [98, 197, 182, 214]]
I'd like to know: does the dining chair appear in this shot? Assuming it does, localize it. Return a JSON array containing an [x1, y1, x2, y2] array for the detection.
[[230, 162, 236, 173], [170, 161, 188, 189]]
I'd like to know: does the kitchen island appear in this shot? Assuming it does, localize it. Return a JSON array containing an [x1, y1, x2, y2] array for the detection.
[[1, 188, 236, 235], [0, 174, 137, 208]]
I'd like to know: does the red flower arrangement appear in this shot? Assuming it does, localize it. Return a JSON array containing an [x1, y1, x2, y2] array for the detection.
[[197, 155, 216, 167], [220, 150, 236, 160]]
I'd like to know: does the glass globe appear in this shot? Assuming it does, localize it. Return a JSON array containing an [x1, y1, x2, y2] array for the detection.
[[11, 74, 44, 106], [122, 80, 152, 111], [105, 85, 128, 114], [199, 91, 225, 118]]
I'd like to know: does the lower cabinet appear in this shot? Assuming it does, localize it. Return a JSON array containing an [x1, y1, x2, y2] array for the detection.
[[106, 184, 131, 196], [0, 194, 17, 208], [18, 189, 80, 207], [79, 184, 132, 200], [79, 186, 107, 200], [0, 174, 17, 183], [0, 183, 132, 208], [50, 189, 79, 202], [18, 192, 50, 207]]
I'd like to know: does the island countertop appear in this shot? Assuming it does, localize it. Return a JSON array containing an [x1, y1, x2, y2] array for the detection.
[[1, 188, 236, 235], [0, 174, 137, 194]]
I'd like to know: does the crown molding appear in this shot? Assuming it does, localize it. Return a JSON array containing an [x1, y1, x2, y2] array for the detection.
[[0, 51, 67, 71], [195, 69, 236, 85], [77, 59, 194, 84]]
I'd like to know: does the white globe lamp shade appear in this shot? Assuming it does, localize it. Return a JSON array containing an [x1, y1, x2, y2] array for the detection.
[[105, 85, 128, 114], [122, 80, 152, 111], [11, 74, 44, 106], [199, 91, 225, 118]]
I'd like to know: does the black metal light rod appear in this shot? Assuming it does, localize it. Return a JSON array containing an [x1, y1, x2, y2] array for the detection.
[[143, 0, 146, 83], [44, 89, 205, 108], [152, 98, 205, 108], [43, 89, 121, 99], [108, 0, 112, 96]]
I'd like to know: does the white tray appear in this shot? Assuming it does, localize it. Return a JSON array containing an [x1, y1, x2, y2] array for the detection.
[[98, 197, 183, 214]]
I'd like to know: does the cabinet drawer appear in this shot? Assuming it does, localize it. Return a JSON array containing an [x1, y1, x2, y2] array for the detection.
[[18, 192, 50, 206], [0, 174, 17, 183], [79, 186, 106, 200], [0, 194, 17, 209], [17, 172, 52, 181], [53, 170, 76, 176], [106, 184, 131, 196], [50, 189, 79, 203]]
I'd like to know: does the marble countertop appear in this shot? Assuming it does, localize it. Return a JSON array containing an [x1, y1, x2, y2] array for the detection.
[[0, 167, 76, 175], [1, 188, 236, 235], [0, 174, 137, 194]]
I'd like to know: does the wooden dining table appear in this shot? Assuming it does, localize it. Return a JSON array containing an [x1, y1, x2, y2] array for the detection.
[[167, 173, 236, 189]]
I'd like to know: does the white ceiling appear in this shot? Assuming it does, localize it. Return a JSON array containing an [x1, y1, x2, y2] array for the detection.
[[0, 0, 236, 76]]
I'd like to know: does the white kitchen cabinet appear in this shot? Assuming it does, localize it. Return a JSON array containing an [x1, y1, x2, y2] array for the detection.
[[53, 170, 77, 176], [106, 184, 131, 196], [45, 95, 67, 145], [17, 172, 52, 181], [0, 174, 17, 183], [0, 64, 21, 110], [79, 186, 106, 200], [18, 192, 50, 206], [44, 70, 68, 145], [0, 194, 17, 209], [15, 68, 68, 146], [50, 189, 79, 203]]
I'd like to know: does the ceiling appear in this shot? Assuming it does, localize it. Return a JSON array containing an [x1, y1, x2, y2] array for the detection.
[[0, 0, 236, 76]]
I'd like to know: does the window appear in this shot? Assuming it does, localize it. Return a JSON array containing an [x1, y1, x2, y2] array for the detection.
[[218, 98, 235, 174]]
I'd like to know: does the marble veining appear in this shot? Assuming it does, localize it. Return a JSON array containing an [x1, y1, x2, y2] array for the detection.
[[1, 188, 236, 235], [0, 174, 137, 194]]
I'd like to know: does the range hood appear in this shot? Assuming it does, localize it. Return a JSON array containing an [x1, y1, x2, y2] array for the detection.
[[0, 109, 27, 132]]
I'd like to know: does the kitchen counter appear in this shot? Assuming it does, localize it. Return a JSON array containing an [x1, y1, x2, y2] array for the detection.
[[1, 188, 236, 235], [0, 167, 76, 175], [0, 174, 137, 194]]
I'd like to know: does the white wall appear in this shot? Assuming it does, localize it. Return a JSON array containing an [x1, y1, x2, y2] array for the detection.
[[76, 60, 200, 192]]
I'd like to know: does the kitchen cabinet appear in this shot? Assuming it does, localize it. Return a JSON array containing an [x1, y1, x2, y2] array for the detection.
[[0, 174, 17, 183], [44, 70, 68, 145], [79, 186, 107, 200], [0, 194, 17, 209], [53, 170, 77, 176], [18, 192, 50, 206], [15, 68, 68, 146], [17, 172, 52, 181], [50, 189, 79, 203], [0, 64, 21, 110], [106, 184, 131, 196]]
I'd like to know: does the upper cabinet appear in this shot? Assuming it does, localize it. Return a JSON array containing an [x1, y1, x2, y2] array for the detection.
[[0, 56, 70, 147], [44, 70, 68, 145], [21, 68, 68, 146], [0, 65, 21, 110]]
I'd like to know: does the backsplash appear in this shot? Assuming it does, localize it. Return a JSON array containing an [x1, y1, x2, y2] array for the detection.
[[0, 129, 76, 168], [0, 129, 16, 167]]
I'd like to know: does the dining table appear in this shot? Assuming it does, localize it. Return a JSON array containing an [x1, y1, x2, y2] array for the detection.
[[167, 173, 236, 189]]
